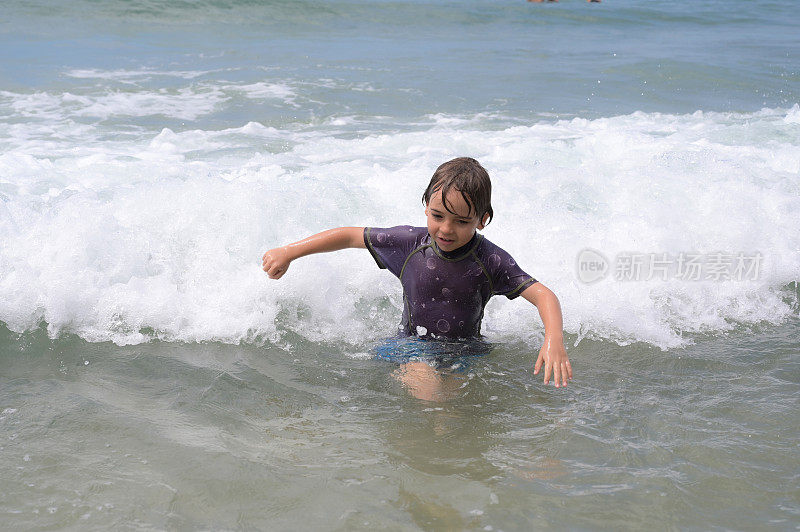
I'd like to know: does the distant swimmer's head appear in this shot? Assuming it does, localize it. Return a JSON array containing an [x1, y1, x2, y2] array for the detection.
[[422, 157, 493, 227]]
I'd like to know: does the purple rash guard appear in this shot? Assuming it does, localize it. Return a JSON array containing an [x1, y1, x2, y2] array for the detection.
[[364, 226, 537, 339]]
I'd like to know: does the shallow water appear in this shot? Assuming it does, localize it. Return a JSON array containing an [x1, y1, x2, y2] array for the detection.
[[2, 320, 798, 530]]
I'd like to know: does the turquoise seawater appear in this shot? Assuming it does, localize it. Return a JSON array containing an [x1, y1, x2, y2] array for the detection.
[[1, 0, 799, 529]]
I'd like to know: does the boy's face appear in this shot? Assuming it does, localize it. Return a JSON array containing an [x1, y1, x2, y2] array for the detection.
[[425, 187, 488, 252]]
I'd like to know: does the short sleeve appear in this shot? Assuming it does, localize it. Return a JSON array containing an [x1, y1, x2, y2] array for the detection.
[[483, 244, 537, 299], [364, 226, 426, 278]]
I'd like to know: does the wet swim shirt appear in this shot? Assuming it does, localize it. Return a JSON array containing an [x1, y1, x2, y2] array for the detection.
[[364, 226, 537, 339]]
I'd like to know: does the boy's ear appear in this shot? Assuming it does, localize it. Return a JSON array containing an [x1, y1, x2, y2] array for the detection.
[[477, 213, 489, 230]]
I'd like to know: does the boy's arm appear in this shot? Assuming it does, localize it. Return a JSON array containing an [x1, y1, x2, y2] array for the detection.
[[262, 227, 366, 279], [521, 282, 572, 387]]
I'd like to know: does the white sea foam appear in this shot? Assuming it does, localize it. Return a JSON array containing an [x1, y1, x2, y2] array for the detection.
[[1, 107, 798, 348], [783, 103, 800, 124], [225, 82, 298, 105], [0, 79, 305, 122], [0, 87, 227, 121], [65, 68, 215, 81]]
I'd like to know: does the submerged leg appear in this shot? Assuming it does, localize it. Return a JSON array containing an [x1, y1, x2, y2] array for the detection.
[[393, 361, 466, 402]]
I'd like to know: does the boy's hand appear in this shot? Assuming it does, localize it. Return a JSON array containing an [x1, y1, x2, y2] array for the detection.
[[521, 283, 572, 388], [534, 335, 572, 387], [262, 247, 292, 279]]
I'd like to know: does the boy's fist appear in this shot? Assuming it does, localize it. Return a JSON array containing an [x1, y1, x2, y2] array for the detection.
[[262, 247, 292, 279]]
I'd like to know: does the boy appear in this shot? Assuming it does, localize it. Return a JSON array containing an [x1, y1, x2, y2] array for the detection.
[[262, 157, 572, 387]]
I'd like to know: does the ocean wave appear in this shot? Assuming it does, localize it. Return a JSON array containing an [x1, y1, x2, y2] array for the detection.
[[0, 79, 345, 123], [1, 107, 798, 348]]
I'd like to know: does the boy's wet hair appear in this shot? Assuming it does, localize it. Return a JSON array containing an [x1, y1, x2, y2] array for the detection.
[[422, 157, 493, 225]]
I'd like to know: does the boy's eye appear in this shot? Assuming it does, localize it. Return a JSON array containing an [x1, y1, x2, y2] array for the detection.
[[432, 214, 443, 219], [458, 220, 469, 225]]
